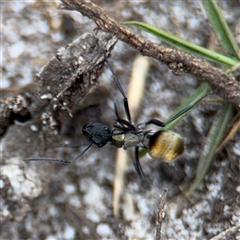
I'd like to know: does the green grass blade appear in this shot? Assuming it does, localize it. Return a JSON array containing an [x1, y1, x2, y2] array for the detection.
[[186, 102, 234, 196], [122, 21, 237, 66], [202, 0, 240, 60]]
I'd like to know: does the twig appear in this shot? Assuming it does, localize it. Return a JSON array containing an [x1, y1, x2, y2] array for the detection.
[[59, 0, 240, 111], [210, 225, 240, 240], [156, 188, 168, 240]]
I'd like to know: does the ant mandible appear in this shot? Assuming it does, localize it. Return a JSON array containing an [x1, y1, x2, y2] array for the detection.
[[25, 58, 198, 179]]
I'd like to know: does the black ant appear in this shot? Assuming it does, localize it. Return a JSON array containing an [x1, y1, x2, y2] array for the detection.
[[25, 58, 203, 179]]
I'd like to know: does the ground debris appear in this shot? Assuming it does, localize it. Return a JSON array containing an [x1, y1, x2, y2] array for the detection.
[[1, 31, 117, 225]]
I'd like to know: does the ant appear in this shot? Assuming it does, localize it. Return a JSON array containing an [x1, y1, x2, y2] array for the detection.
[[25, 58, 204, 179]]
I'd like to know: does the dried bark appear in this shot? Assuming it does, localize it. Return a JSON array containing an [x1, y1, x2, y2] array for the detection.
[[1, 31, 117, 136]]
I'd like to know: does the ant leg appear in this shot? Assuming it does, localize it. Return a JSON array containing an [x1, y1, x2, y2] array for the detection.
[[137, 119, 165, 130], [141, 88, 210, 129], [146, 119, 165, 127], [133, 146, 145, 180], [145, 94, 207, 128], [164, 105, 193, 125], [142, 104, 195, 129], [114, 103, 123, 124], [165, 89, 211, 126], [114, 103, 136, 130], [105, 59, 132, 123]]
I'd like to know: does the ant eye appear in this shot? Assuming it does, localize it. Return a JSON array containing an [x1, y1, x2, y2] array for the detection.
[[104, 127, 109, 132]]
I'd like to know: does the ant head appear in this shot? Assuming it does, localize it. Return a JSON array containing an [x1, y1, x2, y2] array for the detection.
[[146, 131, 184, 162], [82, 123, 112, 148]]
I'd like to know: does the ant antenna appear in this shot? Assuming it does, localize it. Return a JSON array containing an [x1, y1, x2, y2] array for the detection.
[[25, 142, 94, 164]]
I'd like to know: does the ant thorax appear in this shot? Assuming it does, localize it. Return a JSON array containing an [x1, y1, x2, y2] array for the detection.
[[111, 128, 146, 149], [111, 118, 147, 149]]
